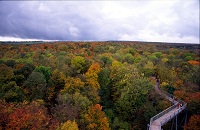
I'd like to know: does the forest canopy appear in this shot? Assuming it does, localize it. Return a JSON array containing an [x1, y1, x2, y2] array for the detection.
[[0, 41, 199, 130]]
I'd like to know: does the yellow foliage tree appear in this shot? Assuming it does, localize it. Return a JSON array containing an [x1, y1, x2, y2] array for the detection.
[[59, 120, 79, 130], [85, 62, 101, 80], [84, 63, 101, 103], [84, 104, 110, 130], [61, 77, 85, 94]]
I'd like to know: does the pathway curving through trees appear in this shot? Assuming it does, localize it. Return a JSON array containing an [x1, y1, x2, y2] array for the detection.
[[148, 78, 187, 130]]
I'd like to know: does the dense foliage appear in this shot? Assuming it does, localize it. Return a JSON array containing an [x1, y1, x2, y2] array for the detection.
[[0, 41, 199, 129]]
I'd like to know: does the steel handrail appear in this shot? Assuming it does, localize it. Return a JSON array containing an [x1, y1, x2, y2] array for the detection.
[[150, 102, 178, 125], [149, 79, 187, 129]]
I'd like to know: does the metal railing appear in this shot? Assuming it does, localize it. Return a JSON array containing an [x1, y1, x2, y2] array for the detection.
[[149, 79, 187, 129], [160, 102, 187, 126], [150, 102, 178, 125]]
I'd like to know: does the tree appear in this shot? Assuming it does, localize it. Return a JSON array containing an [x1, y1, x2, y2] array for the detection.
[[51, 69, 66, 92], [84, 63, 101, 104], [60, 77, 85, 95], [123, 53, 134, 64], [46, 70, 66, 104], [100, 56, 112, 67], [52, 92, 90, 129], [71, 56, 86, 74], [153, 52, 163, 58], [23, 72, 47, 101], [155, 63, 177, 85], [14, 63, 35, 79], [128, 48, 135, 55], [0, 100, 15, 129], [0, 64, 23, 102], [112, 117, 129, 130], [0, 64, 14, 87], [185, 115, 200, 130], [84, 104, 110, 130], [52, 93, 81, 123], [34, 66, 52, 83], [1, 81, 24, 102], [98, 67, 111, 108], [110, 64, 153, 122], [163, 84, 176, 95], [187, 92, 200, 115], [6, 101, 50, 130], [59, 120, 79, 130], [5, 60, 16, 68], [114, 76, 153, 121], [142, 60, 155, 76]]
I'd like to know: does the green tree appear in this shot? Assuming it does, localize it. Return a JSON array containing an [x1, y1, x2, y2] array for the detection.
[[5, 60, 16, 68], [52, 92, 90, 123], [163, 84, 176, 95], [128, 48, 135, 55], [14, 63, 35, 79], [100, 56, 112, 67], [51, 69, 66, 92], [98, 67, 111, 108], [0, 64, 14, 87], [71, 56, 86, 74], [34, 66, 52, 83], [142, 61, 155, 76], [110, 64, 153, 122], [23, 72, 47, 101], [155, 63, 177, 85], [123, 53, 134, 64], [153, 52, 163, 58], [112, 117, 129, 130], [47, 70, 66, 103], [0, 81, 24, 102]]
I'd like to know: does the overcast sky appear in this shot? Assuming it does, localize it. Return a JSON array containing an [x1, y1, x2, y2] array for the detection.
[[0, 1, 199, 43]]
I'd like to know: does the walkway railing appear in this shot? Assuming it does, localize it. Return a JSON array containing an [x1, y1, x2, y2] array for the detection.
[[150, 102, 178, 125], [148, 78, 187, 129]]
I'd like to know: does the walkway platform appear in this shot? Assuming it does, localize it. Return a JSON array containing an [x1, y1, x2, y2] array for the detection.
[[148, 78, 187, 130]]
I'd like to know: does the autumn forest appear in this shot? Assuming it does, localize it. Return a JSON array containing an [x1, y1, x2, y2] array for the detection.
[[0, 41, 199, 130]]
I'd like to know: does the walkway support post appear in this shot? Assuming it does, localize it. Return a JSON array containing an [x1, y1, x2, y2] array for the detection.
[[184, 110, 187, 129], [176, 115, 178, 130]]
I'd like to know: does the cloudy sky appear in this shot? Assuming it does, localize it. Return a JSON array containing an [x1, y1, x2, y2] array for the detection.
[[0, 0, 199, 43]]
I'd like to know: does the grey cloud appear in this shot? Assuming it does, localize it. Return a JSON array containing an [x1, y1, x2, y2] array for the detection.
[[0, 1, 199, 43]]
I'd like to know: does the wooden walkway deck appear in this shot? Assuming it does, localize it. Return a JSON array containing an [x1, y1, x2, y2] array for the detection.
[[148, 78, 187, 130]]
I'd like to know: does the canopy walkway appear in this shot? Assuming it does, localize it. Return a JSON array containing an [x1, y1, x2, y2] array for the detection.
[[148, 79, 187, 130]]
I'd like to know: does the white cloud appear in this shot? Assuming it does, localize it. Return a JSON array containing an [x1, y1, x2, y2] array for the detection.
[[69, 26, 79, 37], [119, 30, 199, 43], [0, 36, 42, 41]]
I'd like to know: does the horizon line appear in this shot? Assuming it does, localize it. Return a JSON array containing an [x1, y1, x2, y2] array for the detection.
[[0, 40, 199, 44]]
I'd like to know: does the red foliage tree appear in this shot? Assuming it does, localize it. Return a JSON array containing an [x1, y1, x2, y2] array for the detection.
[[7, 101, 50, 130]]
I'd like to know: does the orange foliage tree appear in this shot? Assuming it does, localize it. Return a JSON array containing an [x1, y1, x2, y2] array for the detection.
[[188, 60, 200, 66], [84, 104, 110, 130], [185, 115, 200, 130]]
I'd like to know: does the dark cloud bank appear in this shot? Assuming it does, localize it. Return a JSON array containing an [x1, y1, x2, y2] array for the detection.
[[0, 1, 199, 43]]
